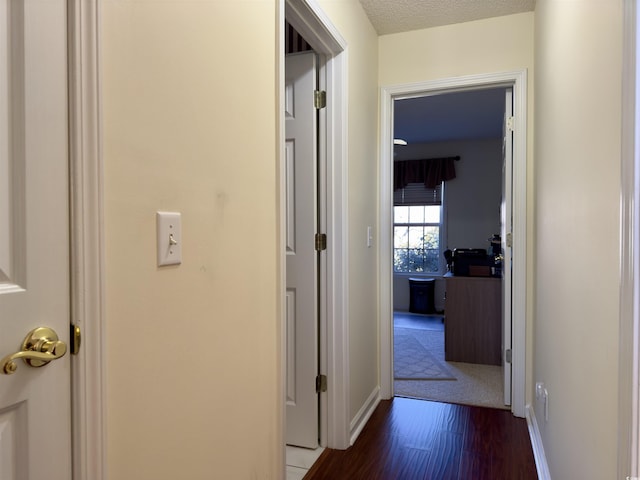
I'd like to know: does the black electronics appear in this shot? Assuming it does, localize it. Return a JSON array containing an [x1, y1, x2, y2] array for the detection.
[[451, 248, 492, 276]]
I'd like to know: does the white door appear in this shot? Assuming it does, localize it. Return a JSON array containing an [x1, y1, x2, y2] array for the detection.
[[0, 1, 72, 478], [501, 88, 514, 407], [285, 51, 320, 449]]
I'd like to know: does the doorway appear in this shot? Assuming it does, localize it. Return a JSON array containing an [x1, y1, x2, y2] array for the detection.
[[379, 71, 528, 418], [391, 87, 509, 409], [282, 0, 350, 450]]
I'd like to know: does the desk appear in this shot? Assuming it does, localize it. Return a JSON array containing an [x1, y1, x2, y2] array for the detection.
[[444, 274, 502, 366]]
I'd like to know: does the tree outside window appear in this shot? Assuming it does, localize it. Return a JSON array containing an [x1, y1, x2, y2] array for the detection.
[[393, 205, 442, 273]]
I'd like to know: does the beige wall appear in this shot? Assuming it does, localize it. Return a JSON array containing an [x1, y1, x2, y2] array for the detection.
[[379, 12, 536, 402], [379, 13, 535, 86], [316, 1, 381, 424], [102, 1, 281, 478], [534, 1, 623, 478]]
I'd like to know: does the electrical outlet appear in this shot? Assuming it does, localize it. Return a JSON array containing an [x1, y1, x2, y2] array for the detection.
[[543, 387, 549, 422], [535, 382, 545, 399], [535, 382, 550, 422]]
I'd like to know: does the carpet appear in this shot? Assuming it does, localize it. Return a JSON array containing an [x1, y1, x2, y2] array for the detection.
[[394, 327, 455, 381], [393, 326, 508, 409]]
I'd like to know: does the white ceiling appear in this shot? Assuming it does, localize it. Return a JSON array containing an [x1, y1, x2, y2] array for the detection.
[[358, 0, 536, 36]]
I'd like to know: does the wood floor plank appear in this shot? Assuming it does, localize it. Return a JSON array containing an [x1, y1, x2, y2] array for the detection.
[[303, 397, 537, 480], [459, 450, 492, 479], [423, 430, 463, 480]]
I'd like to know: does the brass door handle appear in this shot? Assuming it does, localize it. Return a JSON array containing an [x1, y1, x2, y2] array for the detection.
[[1, 327, 67, 375]]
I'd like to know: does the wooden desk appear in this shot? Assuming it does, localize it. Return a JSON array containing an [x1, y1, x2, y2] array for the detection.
[[444, 274, 502, 366]]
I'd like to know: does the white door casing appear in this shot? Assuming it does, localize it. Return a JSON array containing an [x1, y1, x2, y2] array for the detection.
[[68, 0, 106, 477], [0, 0, 72, 478], [619, 1, 640, 477], [285, 51, 319, 449], [501, 88, 514, 406], [283, 0, 350, 450]]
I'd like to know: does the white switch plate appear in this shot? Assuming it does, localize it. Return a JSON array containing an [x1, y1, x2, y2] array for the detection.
[[156, 211, 182, 266]]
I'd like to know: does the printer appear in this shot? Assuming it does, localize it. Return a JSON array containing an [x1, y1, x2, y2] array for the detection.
[[450, 248, 493, 277]]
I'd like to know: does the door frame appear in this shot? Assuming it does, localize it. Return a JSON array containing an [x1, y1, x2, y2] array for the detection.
[[68, 1, 106, 479], [281, 0, 350, 449], [619, 0, 639, 477], [378, 70, 528, 418]]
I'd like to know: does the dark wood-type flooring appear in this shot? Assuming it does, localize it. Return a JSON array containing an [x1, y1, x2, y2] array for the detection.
[[303, 397, 537, 480]]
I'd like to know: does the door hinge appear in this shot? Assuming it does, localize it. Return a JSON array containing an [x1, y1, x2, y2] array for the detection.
[[315, 233, 327, 251], [314, 90, 326, 109], [506, 116, 515, 132], [316, 374, 327, 393], [70, 324, 82, 355], [505, 349, 512, 364], [506, 232, 513, 248]]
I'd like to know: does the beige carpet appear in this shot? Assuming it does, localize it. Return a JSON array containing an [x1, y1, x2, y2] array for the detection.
[[394, 327, 508, 410]]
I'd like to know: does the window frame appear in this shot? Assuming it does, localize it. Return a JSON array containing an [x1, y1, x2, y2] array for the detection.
[[392, 202, 446, 275]]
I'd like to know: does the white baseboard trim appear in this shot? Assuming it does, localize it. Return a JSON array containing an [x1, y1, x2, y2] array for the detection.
[[526, 404, 551, 480], [349, 386, 381, 446]]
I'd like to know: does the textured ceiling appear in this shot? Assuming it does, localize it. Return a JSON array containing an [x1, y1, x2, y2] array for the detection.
[[358, 0, 536, 35]]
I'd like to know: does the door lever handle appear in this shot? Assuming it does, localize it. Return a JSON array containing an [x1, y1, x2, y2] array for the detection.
[[1, 327, 67, 375]]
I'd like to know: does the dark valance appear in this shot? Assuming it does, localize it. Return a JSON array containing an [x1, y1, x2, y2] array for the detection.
[[393, 156, 459, 190]]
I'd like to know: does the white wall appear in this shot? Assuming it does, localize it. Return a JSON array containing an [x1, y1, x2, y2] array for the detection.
[[315, 0, 381, 432], [534, 1, 623, 478], [379, 12, 535, 400], [102, 2, 281, 478], [393, 139, 503, 311]]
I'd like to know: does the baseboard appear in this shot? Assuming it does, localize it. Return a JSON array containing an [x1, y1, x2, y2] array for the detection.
[[349, 386, 381, 446], [526, 404, 551, 480]]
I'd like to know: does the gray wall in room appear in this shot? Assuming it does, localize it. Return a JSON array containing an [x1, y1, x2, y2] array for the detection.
[[393, 138, 503, 311]]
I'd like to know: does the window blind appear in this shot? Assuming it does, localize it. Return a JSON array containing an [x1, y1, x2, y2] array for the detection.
[[393, 182, 442, 206]]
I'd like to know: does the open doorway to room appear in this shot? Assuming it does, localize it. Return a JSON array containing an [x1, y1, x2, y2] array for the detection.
[[391, 88, 509, 409], [379, 71, 528, 418]]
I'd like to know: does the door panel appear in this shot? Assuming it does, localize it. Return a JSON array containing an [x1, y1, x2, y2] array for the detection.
[[285, 51, 319, 449], [0, 0, 72, 478], [501, 88, 514, 407]]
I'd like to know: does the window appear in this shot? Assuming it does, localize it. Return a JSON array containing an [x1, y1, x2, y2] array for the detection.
[[393, 204, 442, 273]]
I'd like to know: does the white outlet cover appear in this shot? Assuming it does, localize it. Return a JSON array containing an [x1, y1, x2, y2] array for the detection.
[[535, 382, 545, 399], [156, 211, 182, 266]]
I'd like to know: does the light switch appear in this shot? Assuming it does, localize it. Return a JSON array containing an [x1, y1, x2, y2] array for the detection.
[[156, 211, 182, 266], [367, 226, 373, 248]]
